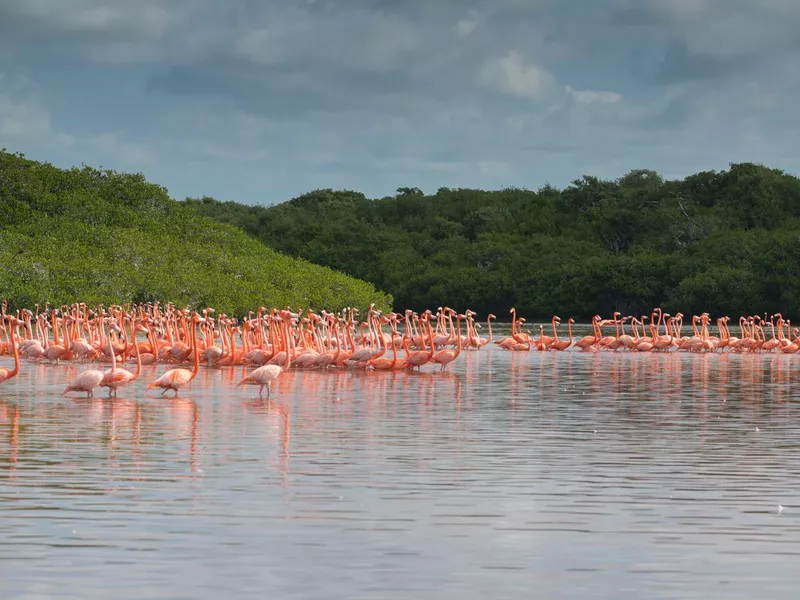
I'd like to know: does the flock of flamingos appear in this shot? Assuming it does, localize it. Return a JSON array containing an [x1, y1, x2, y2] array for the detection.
[[0, 302, 796, 398]]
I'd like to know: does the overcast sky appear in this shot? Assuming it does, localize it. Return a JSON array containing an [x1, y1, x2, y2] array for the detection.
[[1, 0, 798, 205]]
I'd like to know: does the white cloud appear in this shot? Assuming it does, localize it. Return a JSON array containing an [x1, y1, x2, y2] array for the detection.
[[456, 13, 478, 36], [479, 52, 559, 101], [373, 158, 464, 173], [480, 52, 624, 112], [0, 98, 51, 140], [234, 29, 282, 66], [0, 75, 52, 141], [86, 132, 154, 167], [567, 87, 623, 104], [477, 161, 514, 178]]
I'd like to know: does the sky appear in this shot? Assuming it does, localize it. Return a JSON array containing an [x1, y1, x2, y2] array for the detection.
[[1, 0, 799, 206]]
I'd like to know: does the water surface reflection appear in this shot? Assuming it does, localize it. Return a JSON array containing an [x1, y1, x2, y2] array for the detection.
[[1, 349, 799, 599]]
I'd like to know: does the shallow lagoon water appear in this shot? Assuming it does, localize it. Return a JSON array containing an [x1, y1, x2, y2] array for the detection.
[[1, 345, 800, 599]]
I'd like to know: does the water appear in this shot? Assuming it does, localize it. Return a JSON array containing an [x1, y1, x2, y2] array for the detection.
[[1, 347, 800, 599]]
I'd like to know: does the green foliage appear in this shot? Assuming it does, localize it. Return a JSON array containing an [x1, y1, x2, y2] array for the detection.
[[0, 151, 391, 314], [185, 162, 800, 318]]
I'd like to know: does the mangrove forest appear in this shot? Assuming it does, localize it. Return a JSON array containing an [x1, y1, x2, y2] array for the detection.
[[0, 150, 391, 314], [186, 163, 800, 319]]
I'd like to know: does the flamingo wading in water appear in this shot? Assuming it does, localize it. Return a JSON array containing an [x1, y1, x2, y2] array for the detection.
[[0, 316, 21, 385], [100, 317, 142, 396], [237, 313, 294, 397], [63, 368, 106, 398], [146, 313, 202, 396]]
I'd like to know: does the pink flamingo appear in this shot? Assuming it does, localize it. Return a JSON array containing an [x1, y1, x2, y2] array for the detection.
[[550, 318, 574, 351], [404, 318, 435, 370], [44, 310, 67, 363], [431, 312, 463, 370], [575, 315, 601, 351], [238, 315, 293, 397], [146, 313, 202, 396], [476, 313, 495, 347], [100, 318, 141, 396], [0, 316, 21, 385], [368, 331, 398, 371], [63, 367, 105, 398]]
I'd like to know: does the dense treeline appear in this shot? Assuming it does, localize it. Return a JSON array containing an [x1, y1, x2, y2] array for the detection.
[[0, 151, 391, 314], [185, 164, 800, 318]]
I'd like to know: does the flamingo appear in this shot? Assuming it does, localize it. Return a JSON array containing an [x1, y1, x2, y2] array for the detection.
[[476, 313, 495, 347], [0, 316, 21, 385], [238, 315, 293, 397], [550, 318, 574, 351], [146, 313, 202, 396], [539, 315, 559, 348], [404, 319, 435, 370], [63, 368, 105, 398], [368, 331, 399, 371], [575, 315, 601, 351], [100, 318, 141, 396], [431, 312, 463, 370], [44, 311, 67, 363]]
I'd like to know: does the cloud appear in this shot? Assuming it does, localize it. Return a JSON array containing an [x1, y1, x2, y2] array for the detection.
[[0, 71, 157, 184], [608, 0, 800, 83], [1, 0, 799, 205], [230, 7, 424, 72], [0, 0, 192, 63], [85, 132, 154, 167], [455, 10, 480, 36], [567, 88, 623, 104], [479, 52, 561, 101], [0, 75, 55, 141], [479, 52, 623, 112], [6, 0, 173, 36]]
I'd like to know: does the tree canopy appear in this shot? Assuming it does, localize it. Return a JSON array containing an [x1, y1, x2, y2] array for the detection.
[[185, 164, 800, 318], [0, 150, 392, 314]]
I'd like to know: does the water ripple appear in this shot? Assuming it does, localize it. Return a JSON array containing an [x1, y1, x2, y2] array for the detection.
[[1, 348, 800, 598]]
